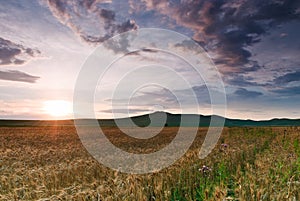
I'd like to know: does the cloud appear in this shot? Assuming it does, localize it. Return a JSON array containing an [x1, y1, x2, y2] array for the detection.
[[0, 37, 41, 66], [225, 74, 261, 87], [0, 70, 40, 83], [138, 0, 300, 73], [103, 33, 131, 54], [0, 100, 48, 120], [271, 86, 300, 96], [234, 88, 263, 98], [273, 71, 300, 85], [45, 0, 300, 74], [104, 84, 222, 112], [105, 87, 179, 107], [100, 108, 153, 114], [45, 0, 138, 44]]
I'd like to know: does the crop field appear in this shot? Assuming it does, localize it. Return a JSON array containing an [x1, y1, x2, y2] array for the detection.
[[0, 126, 299, 200]]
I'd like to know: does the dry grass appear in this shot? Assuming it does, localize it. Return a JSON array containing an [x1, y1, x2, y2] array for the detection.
[[0, 126, 299, 200]]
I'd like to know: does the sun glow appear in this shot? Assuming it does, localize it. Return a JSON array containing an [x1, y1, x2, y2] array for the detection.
[[43, 100, 72, 117]]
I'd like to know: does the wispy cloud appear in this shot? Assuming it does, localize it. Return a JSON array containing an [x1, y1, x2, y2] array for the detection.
[[100, 108, 153, 114], [0, 37, 41, 66], [45, 0, 138, 44], [271, 86, 300, 96], [273, 71, 300, 85], [224, 74, 262, 87], [234, 88, 263, 98], [0, 70, 40, 83]]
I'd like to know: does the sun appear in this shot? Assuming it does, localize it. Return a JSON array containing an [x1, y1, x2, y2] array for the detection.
[[43, 100, 72, 117]]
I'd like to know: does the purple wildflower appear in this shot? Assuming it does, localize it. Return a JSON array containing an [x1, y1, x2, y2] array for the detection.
[[221, 143, 229, 148], [199, 165, 212, 176]]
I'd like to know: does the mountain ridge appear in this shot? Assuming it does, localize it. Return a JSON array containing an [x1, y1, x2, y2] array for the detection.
[[0, 111, 300, 127]]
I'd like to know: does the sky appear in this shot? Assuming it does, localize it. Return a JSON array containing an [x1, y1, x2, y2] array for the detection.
[[0, 0, 299, 120]]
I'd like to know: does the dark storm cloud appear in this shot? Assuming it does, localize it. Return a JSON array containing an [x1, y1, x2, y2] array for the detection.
[[140, 0, 300, 73], [0, 70, 40, 83], [46, 0, 138, 44], [273, 71, 300, 85], [0, 37, 41, 66], [234, 88, 263, 98]]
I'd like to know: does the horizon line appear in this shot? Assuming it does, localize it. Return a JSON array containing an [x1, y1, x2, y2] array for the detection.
[[0, 111, 299, 122]]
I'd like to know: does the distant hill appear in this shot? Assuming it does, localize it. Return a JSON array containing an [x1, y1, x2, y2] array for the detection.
[[0, 112, 300, 127]]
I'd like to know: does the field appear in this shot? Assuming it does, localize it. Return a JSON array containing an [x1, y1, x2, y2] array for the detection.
[[0, 126, 299, 200]]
